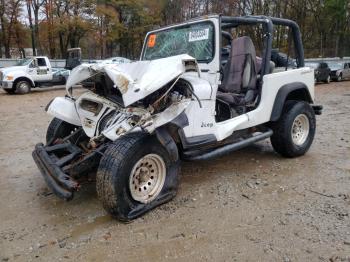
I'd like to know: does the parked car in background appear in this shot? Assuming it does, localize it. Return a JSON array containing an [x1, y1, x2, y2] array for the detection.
[[305, 62, 331, 83], [329, 62, 350, 81]]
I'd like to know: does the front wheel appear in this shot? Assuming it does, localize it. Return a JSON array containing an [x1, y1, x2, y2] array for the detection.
[[15, 80, 31, 94], [96, 133, 180, 221], [324, 75, 331, 84], [337, 74, 342, 82], [270, 101, 316, 158]]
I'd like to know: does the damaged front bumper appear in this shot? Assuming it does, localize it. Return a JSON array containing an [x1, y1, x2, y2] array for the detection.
[[32, 142, 106, 200]]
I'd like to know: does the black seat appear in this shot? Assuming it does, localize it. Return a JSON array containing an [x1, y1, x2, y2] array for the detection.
[[217, 36, 258, 106]]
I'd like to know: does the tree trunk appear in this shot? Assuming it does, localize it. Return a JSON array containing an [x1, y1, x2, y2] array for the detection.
[[27, 1, 37, 56], [58, 32, 66, 58], [34, 7, 40, 54], [0, 15, 10, 57], [0, 37, 2, 58], [0, 16, 6, 58], [45, 0, 55, 58]]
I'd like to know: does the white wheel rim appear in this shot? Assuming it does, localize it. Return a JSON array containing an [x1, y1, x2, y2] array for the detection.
[[291, 114, 310, 146], [129, 154, 166, 203]]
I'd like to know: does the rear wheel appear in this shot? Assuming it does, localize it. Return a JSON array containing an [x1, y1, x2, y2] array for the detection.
[[270, 101, 316, 158], [46, 117, 78, 144], [15, 80, 31, 94], [337, 74, 342, 82], [324, 75, 331, 84], [96, 133, 180, 221]]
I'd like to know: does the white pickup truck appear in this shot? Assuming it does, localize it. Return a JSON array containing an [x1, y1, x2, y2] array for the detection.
[[0, 48, 81, 94]]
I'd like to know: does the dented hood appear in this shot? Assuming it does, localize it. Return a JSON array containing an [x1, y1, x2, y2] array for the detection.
[[66, 54, 198, 106]]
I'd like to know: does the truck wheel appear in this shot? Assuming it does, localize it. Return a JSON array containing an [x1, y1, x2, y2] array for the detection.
[[324, 75, 331, 84], [96, 133, 180, 221], [337, 74, 342, 82], [46, 117, 78, 144], [270, 101, 316, 158], [15, 80, 31, 94]]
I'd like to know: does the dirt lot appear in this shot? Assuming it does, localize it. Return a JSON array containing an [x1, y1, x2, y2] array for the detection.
[[0, 82, 349, 262]]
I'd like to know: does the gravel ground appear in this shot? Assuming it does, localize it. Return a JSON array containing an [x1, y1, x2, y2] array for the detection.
[[0, 82, 349, 262]]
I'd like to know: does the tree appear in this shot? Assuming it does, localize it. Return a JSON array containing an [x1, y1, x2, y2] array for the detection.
[[0, 0, 22, 58], [26, 0, 45, 56]]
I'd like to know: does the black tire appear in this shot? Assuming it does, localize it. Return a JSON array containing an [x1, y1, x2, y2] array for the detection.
[[270, 101, 316, 158], [324, 75, 331, 84], [337, 74, 342, 82], [46, 117, 78, 144], [96, 133, 180, 222], [15, 80, 31, 94], [3, 88, 15, 94]]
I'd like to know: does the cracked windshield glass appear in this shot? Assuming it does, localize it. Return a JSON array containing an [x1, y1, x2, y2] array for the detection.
[[143, 22, 214, 62]]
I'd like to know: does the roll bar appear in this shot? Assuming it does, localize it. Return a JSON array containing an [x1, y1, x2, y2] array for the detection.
[[220, 16, 305, 78]]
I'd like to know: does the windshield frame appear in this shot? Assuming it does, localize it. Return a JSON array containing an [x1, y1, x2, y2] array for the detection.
[[141, 20, 216, 64]]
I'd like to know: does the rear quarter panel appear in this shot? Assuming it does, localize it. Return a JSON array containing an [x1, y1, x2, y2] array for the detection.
[[237, 67, 314, 130]]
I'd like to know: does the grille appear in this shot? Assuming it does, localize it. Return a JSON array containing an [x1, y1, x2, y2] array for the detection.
[[0, 71, 3, 81]]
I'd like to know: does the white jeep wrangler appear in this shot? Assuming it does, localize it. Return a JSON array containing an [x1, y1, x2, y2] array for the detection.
[[32, 15, 322, 221]]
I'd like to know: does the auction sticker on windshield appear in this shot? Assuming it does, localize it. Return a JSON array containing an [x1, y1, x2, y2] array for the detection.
[[189, 28, 209, 42], [148, 34, 157, 48]]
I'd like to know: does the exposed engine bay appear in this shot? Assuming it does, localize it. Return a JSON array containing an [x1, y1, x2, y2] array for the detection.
[[47, 54, 199, 147], [75, 77, 192, 142]]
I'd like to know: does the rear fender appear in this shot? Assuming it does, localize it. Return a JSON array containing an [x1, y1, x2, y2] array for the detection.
[[270, 82, 313, 121], [47, 97, 81, 126]]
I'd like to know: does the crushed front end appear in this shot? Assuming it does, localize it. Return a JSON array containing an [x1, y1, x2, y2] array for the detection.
[[32, 54, 197, 200], [32, 127, 107, 200]]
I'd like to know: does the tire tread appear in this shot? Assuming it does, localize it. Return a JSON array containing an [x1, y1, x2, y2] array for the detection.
[[96, 134, 146, 218], [270, 100, 316, 158]]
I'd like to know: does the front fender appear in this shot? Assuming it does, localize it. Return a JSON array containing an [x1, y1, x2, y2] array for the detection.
[[12, 71, 35, 86], [103, 99, 191, 141], [145, 99, 191, 133], [47, 97, 81, 126]]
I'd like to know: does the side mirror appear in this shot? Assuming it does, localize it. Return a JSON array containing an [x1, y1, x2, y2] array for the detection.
[[29, 61, 35, 68]]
